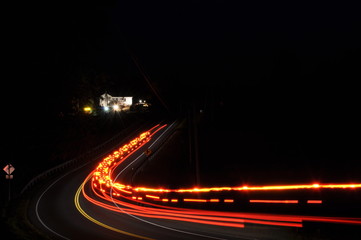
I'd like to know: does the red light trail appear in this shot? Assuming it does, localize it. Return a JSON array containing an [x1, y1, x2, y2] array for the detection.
[[249, 200, 299, 204], [77, 123, 361, 233]]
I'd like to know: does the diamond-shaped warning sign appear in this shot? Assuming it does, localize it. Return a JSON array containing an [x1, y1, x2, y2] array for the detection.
[[144, 149, 152, 156], [3, 164, 15, 175]]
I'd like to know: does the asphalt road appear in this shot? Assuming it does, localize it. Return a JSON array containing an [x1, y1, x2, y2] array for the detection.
[[28, 121, 361, 240]]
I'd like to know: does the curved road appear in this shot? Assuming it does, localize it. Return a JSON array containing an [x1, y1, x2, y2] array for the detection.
[[28, 121, 361, 240]]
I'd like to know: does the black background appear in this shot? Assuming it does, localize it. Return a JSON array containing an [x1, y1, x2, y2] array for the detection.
[[2, 1, 361, 181]]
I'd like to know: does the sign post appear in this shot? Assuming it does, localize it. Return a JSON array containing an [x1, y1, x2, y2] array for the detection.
[[144, 148, 152, 157], [3, 164, 15, 201]]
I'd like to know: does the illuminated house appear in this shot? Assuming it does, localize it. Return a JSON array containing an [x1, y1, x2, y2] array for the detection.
[[99, 93, 133, 111]]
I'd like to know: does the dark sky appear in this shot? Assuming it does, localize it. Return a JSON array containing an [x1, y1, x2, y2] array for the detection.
[[2, 1, 361, 185], [4, 1, 361, 119]]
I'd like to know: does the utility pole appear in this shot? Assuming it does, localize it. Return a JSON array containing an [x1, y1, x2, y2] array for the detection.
[[193, 104, 200, 186], [130, 52, 170, 113], [188, 108, 193, 166], [188, 102, 200, 186]]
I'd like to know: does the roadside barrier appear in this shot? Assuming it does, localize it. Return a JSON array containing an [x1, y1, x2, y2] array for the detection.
[[20, 119, 149, 195]]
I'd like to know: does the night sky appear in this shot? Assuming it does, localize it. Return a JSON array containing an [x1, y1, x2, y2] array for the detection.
[[3, 1, 361, 164], [4, 1, 360, 105]]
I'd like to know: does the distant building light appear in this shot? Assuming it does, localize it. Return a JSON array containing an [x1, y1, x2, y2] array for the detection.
[[113, 105, 120, 111], [99, 93, 133, 109]]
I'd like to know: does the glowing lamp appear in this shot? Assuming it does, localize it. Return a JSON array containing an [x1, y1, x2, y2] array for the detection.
[[83, 107, 92, 113]]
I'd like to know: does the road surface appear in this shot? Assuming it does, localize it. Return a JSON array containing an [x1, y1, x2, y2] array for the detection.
[[28, 121, 361, 240]]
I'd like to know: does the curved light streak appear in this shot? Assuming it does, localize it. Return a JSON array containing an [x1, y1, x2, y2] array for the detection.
[[91, 124, 361, 195], [75, 173, 155, 240], [76, 123, 361, 238]]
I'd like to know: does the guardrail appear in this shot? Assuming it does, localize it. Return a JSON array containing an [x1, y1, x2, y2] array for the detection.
[[20, 119, 150, 195]]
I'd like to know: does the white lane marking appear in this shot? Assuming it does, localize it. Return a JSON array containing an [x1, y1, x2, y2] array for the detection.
[[110, 122, 229, 240], [148, 121, 176, 149], [35, 171, 73, 240], [34, 123, 171, 240], [117, 121, 176, 176], [35, 155, 97, 239]]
